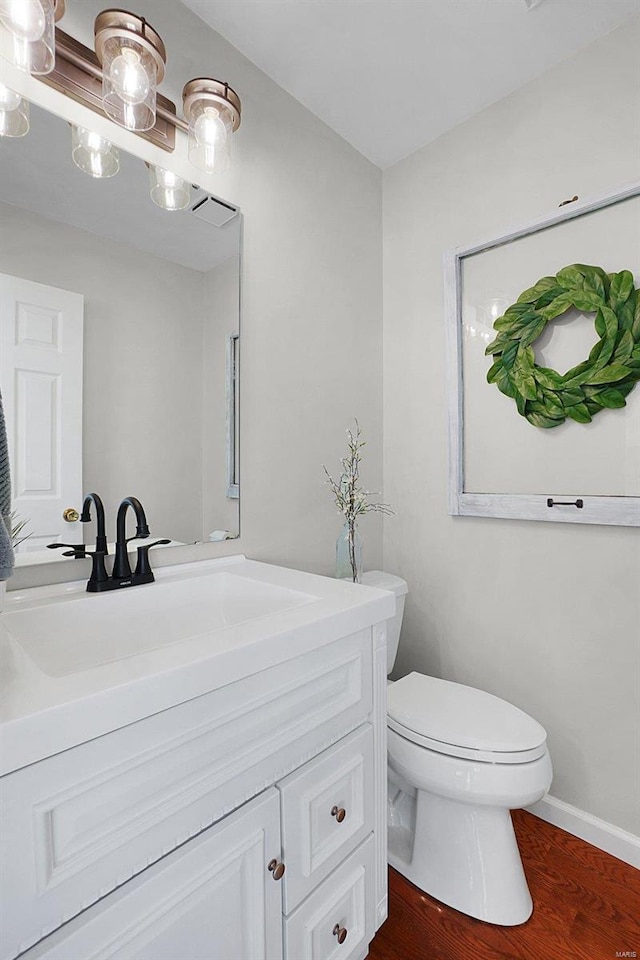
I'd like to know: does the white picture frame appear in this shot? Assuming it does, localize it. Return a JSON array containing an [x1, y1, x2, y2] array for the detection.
[[445, 179, 640, 527]]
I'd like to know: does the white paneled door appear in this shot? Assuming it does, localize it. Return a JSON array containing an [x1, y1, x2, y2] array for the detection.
[[0, 273, 83, 552]]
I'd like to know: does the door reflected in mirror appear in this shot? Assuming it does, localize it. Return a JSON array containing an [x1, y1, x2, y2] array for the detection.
[[0, 103, 241, 565]]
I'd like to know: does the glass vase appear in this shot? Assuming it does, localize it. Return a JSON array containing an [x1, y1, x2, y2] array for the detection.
[[335, 522, 362, 583]]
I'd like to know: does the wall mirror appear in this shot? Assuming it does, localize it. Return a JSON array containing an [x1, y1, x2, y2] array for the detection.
[[0, 102, 241, 571]]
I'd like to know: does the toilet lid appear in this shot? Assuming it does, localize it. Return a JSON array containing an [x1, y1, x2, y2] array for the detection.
[[387, 673, 547, 761]]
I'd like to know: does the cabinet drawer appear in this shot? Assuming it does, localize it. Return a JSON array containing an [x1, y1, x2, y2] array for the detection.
[[279, 725, 374, 913], [19, 789, 283, 960], [284, 835, 375, 960], [0, 630, 372, 959]]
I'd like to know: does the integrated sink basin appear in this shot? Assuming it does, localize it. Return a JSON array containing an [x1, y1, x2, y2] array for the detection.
[[3, 570, 317, 677]]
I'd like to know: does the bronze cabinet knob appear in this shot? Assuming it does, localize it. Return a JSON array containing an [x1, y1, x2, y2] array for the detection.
[[63, 508, 79, 522], [267, 858, 285, 880], [331, 805, 346, 823], [332, 923, 348, 944]]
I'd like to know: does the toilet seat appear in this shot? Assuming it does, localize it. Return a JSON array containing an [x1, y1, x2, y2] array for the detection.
[[388, 672, 548, 764]]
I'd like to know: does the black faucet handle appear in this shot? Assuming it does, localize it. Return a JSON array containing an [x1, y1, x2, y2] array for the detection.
[[47, 542, 86, 556], [57, 543, 109, 593], [50, 542, 109, 588], [60, 547, 110, 587], [134, 540, 171, 579]]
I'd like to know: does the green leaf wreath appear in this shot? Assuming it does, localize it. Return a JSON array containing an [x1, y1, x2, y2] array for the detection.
[[485, 264, 640, 427]]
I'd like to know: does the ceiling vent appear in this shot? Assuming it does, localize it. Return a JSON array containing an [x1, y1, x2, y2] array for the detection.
[[189, 193, 238, 227]]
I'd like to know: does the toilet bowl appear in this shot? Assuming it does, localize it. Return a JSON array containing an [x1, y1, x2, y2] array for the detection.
[[360, 571, 553, 927]]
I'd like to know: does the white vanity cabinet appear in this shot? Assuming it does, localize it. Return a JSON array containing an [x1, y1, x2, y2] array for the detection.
[[17, 788, 285, 960], [0, 620, 389, 960]]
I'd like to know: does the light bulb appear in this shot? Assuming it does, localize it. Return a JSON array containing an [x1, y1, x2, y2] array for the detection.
[[149, 165, 190, 211], [194, 106, 225, 147], [0, 0, 54, 74], [96, 13, 164, 131], [0, 81, 21, 111], [77, 126, 111, 154], [0, 81, 28, 136], [71, 124, 119, 178], [0, 0, 45, 41], [159, 170, 178, 188], [192, 106, 230, 172], [183, 79, 241, 174], [109, 46, 150, 105]]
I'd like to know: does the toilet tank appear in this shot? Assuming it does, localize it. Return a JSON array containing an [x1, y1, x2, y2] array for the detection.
[[360, 571, 408, 674]]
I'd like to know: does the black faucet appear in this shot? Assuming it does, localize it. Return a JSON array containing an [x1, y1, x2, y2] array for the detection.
[[112, 496, 150, 580], [79, 492, 110, 590], [80, 492, 108, 554], [47, 491, 110, 591], [48, 494, 169, 592]]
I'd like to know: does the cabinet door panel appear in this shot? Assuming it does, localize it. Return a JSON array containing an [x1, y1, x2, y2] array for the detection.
[[21, 789, 283, 960], [284, 835, 375, 960], [279, 725, 374, 912]]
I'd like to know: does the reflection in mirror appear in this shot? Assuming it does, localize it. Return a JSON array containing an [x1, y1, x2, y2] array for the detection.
[[0, 102, 241, 566]]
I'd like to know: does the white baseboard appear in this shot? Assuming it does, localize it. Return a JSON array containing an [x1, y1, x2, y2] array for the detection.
[[525, 794, 640, 870]]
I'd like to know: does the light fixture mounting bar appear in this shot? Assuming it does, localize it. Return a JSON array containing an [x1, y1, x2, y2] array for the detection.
[[37, 27, 185, 151]]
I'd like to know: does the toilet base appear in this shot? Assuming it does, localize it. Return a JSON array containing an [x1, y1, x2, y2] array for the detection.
[[388, 785, 533, 926]]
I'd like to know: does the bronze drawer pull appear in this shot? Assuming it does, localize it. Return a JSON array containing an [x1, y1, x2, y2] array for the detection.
[[267, 858, 285, 880], [331, 805, 346, 823], [332, 923, 348, 944]]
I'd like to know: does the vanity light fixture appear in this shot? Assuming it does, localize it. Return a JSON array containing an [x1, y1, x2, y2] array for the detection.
[[0, 0, 64, 74], [32, 5, 242, 163], [71, 122, 119, 177], [183, 78, 241, 174], [148, 164, 190, 211], [94, 9, 165, 132], [0, 80, 29, 134]]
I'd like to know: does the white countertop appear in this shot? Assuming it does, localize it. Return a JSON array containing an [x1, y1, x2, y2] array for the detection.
[[0, 556, 394, 776]]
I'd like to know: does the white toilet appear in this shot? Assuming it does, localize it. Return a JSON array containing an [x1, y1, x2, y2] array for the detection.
[[360, 571, 553, 927]]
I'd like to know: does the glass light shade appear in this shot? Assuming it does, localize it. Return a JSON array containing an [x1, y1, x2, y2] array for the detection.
[[71, 124, 119, 178], [187, 101, 232, 174], [0, 81, 28, 136], [149, 165, 190, 211], [0, 0, 55, 74], [101, 35, 157, 131]]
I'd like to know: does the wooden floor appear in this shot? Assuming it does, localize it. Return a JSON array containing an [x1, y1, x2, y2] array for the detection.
[[369, 810, 640, 960]]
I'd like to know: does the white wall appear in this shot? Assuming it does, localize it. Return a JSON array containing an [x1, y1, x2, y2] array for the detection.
[[5, 0, 383, 588], [383, 20, 640, 835]]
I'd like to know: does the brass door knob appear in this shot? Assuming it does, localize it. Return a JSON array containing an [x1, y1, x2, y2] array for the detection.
[[332, 924, 348, 944], [331, 805, 346, 823], [267, 858, 285, 881], [63, 508, 80, 522]]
